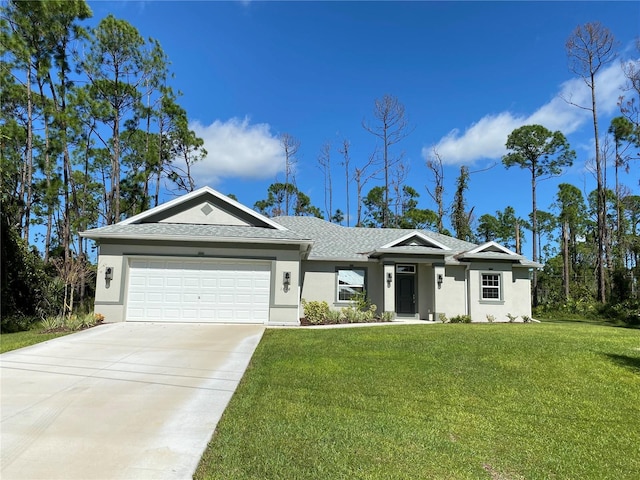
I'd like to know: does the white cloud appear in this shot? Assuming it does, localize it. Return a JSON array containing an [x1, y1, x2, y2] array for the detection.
[[424, 59, 634, 165], [189, 117, 284, 185]]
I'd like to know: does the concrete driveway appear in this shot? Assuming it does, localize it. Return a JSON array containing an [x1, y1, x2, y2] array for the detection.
[[0, 322, 264, 480]]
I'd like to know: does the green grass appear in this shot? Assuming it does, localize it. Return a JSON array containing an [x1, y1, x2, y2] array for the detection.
[[0, 328, 72, 354], [195, 323, 640, 480]]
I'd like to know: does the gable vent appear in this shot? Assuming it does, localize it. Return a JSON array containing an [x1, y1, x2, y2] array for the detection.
[[201, 204, 213, 216]]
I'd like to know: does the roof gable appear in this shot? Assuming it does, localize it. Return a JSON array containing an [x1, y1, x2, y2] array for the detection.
[[380, 232, 451, 251], [467, 241, 517, 255], [119, 186, 285, 230]]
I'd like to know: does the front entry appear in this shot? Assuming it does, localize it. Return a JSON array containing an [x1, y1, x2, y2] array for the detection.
[[395, 274, 416, 314]]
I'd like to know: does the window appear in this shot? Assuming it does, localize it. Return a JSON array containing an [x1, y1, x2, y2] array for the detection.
[[481, 273, 501, 301], [396, 264, 416, 274], [337, 269, 365, 301]]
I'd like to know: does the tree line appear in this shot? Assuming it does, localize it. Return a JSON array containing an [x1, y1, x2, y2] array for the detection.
[[252, 23, 639, 321], [1, 0, 206, 329], [1, 3, 638, 330]]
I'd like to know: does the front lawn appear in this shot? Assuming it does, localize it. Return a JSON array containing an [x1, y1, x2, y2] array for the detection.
[[0, 328, 72, 354], [195, 323, 640, 479]]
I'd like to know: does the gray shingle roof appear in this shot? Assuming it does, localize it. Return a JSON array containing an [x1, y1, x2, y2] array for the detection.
[[81, 214, 539, 267], [272, 216, 478, 261], [81, 223, 310, 243]]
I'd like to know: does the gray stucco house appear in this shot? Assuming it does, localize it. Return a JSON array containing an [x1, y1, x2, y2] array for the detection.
[[81, 186, 539, 325]]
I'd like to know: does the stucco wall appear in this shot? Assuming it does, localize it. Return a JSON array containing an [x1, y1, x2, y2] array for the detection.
[[417, 264, 434, 320], [93, 241, 302, 325], [300, 261, 384, 314], [432, 265, 468, 320], [467, 262, 532, 322]]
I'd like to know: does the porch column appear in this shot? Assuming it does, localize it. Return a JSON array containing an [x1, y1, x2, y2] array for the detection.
[[383, 263, 395, 314], [433, 264, 445, 320]]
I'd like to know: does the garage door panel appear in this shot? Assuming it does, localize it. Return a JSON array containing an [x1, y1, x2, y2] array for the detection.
[[148, 277, 165, 288], [164, 293, 181, 304], [126, 258, 271, 323]]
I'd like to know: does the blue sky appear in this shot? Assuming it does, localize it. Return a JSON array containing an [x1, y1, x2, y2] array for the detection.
[[88, 1, 639, 259]]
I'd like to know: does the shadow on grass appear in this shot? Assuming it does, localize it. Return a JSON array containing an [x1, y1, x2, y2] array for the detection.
[[604, 353, 640, 374]]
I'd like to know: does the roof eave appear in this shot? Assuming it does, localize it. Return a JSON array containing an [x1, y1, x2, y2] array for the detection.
[[80, 231, 312, 248]]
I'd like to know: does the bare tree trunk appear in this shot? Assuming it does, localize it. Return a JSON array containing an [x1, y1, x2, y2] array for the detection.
[[112, 109, 121, 224], [37, 79, 53, 263], [426, 149, 445, 233], [354, 149, 378, 227], [362, 95, 411, 228], [317, 142, 332, 220], [339, 139, 350, 227], [23, 60, 34, 243], [592, 73, 607, 303], [531, 173, 538, 307], [46, 70, 72, 277], [144, 83, 151, 201], [563, 220, 570, 300], [566, 22, 615, 304]]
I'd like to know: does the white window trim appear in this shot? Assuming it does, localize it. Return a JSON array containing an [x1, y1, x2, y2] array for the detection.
[[480, 272, 503, 303], [336, 268, 366, 303]]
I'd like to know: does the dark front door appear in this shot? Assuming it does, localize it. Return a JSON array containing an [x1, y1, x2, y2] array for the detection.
[[396, 275, 416, 314]]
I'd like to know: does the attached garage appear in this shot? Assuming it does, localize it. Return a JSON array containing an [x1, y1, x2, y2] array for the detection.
[[126, 258, 271, 323], [81, 187, 311, 325]]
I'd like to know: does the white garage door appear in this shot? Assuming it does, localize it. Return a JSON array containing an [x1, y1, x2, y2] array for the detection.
[[126, 258, 271, 323]]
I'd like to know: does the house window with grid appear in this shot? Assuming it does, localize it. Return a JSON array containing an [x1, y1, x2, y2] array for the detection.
[[337, 269, 365, 301], [481, 273, 501, 301]]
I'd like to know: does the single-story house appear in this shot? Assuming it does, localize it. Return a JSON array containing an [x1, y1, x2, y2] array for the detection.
[[81, 186, 540, 325]]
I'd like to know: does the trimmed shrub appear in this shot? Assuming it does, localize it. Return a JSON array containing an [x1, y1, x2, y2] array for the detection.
[[381, 311, 395, 322], [40, 316, 65, 332], [325, 309, 342, 324], [450, 314, 471, 324], [506, 313, 518, 323], [301, 299, 331, 325], [438, 313, 448, 323]]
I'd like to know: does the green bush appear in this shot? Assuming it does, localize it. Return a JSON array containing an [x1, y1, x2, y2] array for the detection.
[[0, 211, 62, 333], [450, 314, 471, 324], [301, 299, 331, 325], [40, 312, 103, 333], [340, 304, 377, 323], [599, 300, 640, 326], [0, 315, 39, 333], [40, 316, 65, 331], [381, 311, 395, 322], [325, 309, 342, 324], [351, 290, 373, 312], [438, 313, 448, 323], [506, 313, 518, 323], [522, 315, 531, 323], [65, 315, 84, 331]]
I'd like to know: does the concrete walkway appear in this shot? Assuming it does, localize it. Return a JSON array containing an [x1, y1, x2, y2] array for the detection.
[[0, 322, 264, 480]]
